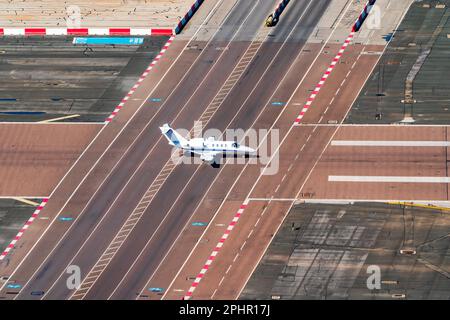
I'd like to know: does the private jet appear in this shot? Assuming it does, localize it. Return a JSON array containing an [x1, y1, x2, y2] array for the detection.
[[160, 123, 256, 167]]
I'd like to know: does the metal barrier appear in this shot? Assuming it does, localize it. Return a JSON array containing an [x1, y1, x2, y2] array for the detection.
[[352, 0, 377, 32], [266, 0, 290, 27], [175, 0, 205, 34]]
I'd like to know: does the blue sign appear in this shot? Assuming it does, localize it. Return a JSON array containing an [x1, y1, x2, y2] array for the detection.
[[192, 222, 207, 227], [73, 37, 144, 45]]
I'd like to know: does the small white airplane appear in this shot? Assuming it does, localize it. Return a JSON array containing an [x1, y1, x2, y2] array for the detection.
[[160, 123, 256, 166]]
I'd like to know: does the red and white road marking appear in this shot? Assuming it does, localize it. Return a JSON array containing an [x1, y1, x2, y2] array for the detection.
[[181, 0, 379, 299], [0, 27, 173, 36], [294, 31, 355, 124], [104, 35, 175, 123], [0, 198, 49, 261], [184, 200, 249, 300]]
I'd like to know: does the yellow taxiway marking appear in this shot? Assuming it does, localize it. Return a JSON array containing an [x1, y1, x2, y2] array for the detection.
[[38, 114, 80, 123], [388, 201, 450, 212], [13, 197, 40, 206]]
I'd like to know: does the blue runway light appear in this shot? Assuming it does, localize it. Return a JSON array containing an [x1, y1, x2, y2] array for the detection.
[[272, 102, 284, 106], [149, 287, 164, 293], [6, 284, 21, 289], [59, 217, 74, 221], [191, 222, 207, 226], [150, 98, 162, 102]]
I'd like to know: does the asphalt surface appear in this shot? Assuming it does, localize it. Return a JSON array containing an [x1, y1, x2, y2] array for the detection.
[[0, 0, 334, 300], [241, 202, 450, 300], [0, 123, 100, 196], [0, 36, 168, 122], [0, 0, 426, 301]]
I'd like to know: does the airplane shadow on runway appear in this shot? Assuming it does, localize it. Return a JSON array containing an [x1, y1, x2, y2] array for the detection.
[[183, 152, 260, 169]]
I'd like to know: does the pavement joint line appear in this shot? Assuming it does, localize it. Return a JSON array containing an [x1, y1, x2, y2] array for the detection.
[[0, 198, 48, 261], [225, 265, 232, 275]]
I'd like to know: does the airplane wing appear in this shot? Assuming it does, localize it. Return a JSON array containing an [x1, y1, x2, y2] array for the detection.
[[184, 150, 220, 165], [199, 151, 220, 164]]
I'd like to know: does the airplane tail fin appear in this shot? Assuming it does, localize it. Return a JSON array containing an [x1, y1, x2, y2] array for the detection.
[[159, 123, 188, 148]]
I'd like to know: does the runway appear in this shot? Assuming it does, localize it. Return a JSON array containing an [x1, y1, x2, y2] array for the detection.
[[0, 0, 334, 299], [158, 0, 410, 299], [0, 0, 419, 301], [160, 41, 385, 299]]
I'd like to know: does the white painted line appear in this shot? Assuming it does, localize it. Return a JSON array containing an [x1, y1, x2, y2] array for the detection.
[[130, 29, 151, 36], [331, 140, 450, 147], [3, 28, 25, 35], [46, 28, 68, 35], [328, 176, 450, 183]]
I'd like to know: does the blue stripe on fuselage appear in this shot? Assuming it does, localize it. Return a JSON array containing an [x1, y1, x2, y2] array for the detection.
[[166, 129, 181, 147]]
